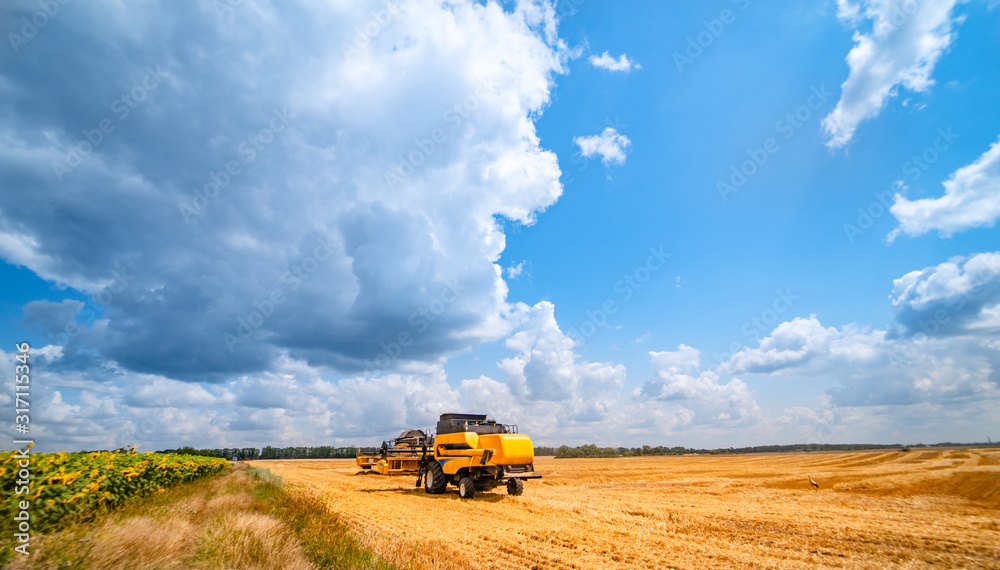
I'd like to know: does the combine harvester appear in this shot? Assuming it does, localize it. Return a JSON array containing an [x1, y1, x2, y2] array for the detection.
[[356, 413, 541, 499]]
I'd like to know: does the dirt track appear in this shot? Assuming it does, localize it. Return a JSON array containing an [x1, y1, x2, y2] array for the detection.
[[250, 448, 1000, 569]]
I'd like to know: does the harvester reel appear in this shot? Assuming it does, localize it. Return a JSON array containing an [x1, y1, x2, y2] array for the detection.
[[424, 460, 447, 495]]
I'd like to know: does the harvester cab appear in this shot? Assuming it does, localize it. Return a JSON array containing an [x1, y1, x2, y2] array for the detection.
[[418, 413, 541, 499]]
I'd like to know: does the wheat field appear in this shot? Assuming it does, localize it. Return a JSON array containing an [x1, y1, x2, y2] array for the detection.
[[250, 448, 1000, 569]]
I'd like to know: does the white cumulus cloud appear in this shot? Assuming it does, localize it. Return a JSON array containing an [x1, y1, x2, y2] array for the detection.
[[723, 316, 843, 375], [498, 301, 625, 402], [573, 127, 632, 165], [588, 51, 640, 72], [713, 311, 999, 411], [889, 135, 1000, 240], [641, 345, 761, 425], [505, 261, 527, 280], [889, 251, 1000, 336], [822, 0, 961, 148]]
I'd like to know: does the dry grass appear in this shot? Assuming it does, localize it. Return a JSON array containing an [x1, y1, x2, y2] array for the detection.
[[5, 463, 385, 569], [84, 516, 199, 569], [198, 511, 310, 570], [251, 447, 1000, 569]]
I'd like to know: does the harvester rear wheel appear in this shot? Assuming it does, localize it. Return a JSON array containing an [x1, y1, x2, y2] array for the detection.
[[458, 476, 476, 499], [507, 478, 524, 496], [424, 461, 446, 495]]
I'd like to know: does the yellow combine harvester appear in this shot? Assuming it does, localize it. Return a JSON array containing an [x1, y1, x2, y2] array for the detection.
[[357, 413, 541, 499]]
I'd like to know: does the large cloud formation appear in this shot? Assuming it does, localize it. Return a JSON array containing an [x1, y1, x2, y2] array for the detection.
[[0, 0, 567, 381], [823, 0, 961, 148]]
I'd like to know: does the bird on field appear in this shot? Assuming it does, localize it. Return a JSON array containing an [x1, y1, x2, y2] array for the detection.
[[808, 475, 819, 489]]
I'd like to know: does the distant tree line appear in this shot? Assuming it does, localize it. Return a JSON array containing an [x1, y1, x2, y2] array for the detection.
[[257, 446, 359, 459], [156, 446, 359, 460], [537, 442, 928, 458], [157, 446, 261, 460]]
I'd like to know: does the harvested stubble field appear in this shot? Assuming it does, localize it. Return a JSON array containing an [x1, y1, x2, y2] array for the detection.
[[250, 448, 1000, 569]]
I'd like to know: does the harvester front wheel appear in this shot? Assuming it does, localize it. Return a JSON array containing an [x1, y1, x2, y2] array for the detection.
[[507, 478, 524, 496], [424, 461, 447, 495], [458, 476, 476, 499]]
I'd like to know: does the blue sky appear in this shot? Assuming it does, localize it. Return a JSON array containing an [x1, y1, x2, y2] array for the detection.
[[2, 0, 999, 452]]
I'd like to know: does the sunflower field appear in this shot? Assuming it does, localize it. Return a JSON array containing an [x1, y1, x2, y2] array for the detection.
[[1, 445, 229, 533]]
